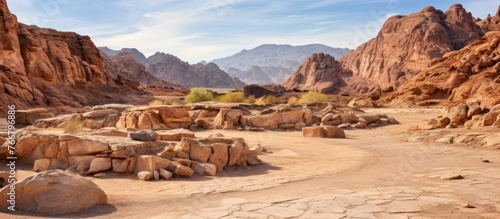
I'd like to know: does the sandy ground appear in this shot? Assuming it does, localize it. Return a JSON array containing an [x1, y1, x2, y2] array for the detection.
[[1, 108, 500, 218]]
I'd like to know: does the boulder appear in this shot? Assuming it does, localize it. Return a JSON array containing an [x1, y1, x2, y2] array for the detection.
[[447, 104, 468, 126], [86, 158, 112, 175], [357, 114, 381, 124], [467, 102, 482, 118], [33, 159, 51, 172], [137, 171, 152, 181], [209, 143, 229, 171], [67, 139, 109, 156], [482, 111, 500, 127], [228, 141, 247, 167], [134, 155, 171, 174], [174, 165, 194, 177], [0, 170, 107, 215], [153, 171, 160, 180], [111, 159, 130, 173], [191, 161, 217, 176], [322, 126, 346, 138], [190, 143, 212, 163], [129, 130, 158, 142], [156, 129, 195, 141], [302, 126, 326, 138], [159, 169, 173, 180]]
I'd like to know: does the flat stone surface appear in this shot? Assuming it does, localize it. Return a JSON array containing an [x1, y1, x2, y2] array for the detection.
[[256, 206, 305, 218], [387, 201, 422, 213]]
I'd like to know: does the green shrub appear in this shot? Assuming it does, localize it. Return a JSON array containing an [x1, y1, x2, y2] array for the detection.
[[185, 88, 215, 103], [298, 91, 328, 103], [216, 92, 247, 103], [255, 95, 277, 105]]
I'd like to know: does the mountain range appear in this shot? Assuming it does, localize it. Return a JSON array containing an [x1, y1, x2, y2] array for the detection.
[[211, 44, 350, 84]]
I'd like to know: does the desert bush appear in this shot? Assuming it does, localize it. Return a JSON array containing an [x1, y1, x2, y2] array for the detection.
[[298, 91, 328, 103], [245, 95, 255, 104], [287, 96, 299, 104], [343, 97, 354, 105], [63, 118, 84, 133], [255, 95, 277, 105], [184, 88, 215, 103], [216, 92, 247, 103], [148, 99, 166, 106]]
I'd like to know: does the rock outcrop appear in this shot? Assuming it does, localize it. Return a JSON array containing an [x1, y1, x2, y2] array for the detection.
[[0, 170, 107, 215], [0, 0, 148, 116], [476, 6, 500, 32], [145, 52, 245, 88], [384, 31, 500, 110], [340, 4, 484, 94], [282, 53, 349, 93]]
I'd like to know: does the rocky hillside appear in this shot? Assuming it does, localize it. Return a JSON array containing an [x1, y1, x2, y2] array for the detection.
[[384, 31, 500, 110], [340, 4, 484, 94], [211, 44, 350, 85], [0, 0, 148, 116], [102, 51, 182, 88], [282, 53, 350, 93], [145, 53, 245, 88], [476, 6, 500, 32]]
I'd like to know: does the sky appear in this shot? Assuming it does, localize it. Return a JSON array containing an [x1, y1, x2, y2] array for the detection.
[[8, 0, 499, 63]]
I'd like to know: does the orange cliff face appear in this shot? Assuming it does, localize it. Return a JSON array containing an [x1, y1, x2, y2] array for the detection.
[[339, 4, 484, 94], [0, 0, 146, 116], [383, 31, 500, 110]]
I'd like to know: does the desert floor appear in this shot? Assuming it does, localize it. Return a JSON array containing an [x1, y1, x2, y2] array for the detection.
[[2, 108, 500, 219]]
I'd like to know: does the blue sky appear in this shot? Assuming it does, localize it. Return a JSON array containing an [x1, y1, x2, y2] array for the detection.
[[8, 0, 499, 63]]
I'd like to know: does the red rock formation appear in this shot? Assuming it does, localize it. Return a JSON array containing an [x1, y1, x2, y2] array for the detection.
[[282, 53, 349, 93], [476, 6, 500, 32], [384, 31, 500, 110], [0, 0, 147, 116], [340, 4, 484, 94]]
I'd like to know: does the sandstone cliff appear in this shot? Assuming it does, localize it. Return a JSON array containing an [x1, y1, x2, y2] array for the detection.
[[282, 53, 349, 93], [384, 31, 500, 110], [340, 4, 484, 94], [145, 52, 245, 88], [0, 0, 147, 116]]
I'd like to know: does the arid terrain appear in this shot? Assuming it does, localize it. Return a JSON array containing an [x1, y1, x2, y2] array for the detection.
[[1, 0, 499, 218], [2, 107, 500, 219]]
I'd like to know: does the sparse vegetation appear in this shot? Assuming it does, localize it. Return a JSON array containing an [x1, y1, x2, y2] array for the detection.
[[298, 91, 328, 103], [287, 96, 299, 104], [255, 95, 277, 105], [216, 92, 247, 103], [184, 88, 215, 103], [245, 95, 255, 104], [63, 118, 84, 133], [343, 97, 354, 105]]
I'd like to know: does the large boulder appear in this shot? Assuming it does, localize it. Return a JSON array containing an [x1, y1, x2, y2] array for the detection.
[[134, 155, 171, 174], [302, 126, 346, 138], [0, 170, 107, 215]]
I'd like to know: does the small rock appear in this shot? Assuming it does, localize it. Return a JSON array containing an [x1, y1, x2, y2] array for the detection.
[[482, 159, 490, 163], [209, 133, 225, 138], [137, 171, 152, 181], [462, 203, 476, 208], [159, 169, 173, 180], [129, 130, 158, 142], [33, 159, 51, 172], [93, 173, 107, 178], [440, 174, 464, 180], [153, 170, 160, 180]]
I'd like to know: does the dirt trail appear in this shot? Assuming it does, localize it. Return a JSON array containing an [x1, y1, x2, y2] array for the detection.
[[2, 108, 500, 218]]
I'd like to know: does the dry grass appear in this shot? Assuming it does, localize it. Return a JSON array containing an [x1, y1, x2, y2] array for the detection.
[[255, 95, 277, 105], [287, 96, 299, 104], [185, 88, 215, 103], [298, 91, 328, 103], [216, 92, 247, 103]]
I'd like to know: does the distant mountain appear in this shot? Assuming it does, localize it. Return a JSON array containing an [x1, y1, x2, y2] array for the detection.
[[227, 65, 294, 85], [145, 52, 245, 88], [210, 44, 350, 84], [99, 47, 147, 64], [100, 50, 182, 88]]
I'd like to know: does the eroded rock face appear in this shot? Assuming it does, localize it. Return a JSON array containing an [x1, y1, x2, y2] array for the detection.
[[340, 4, 484, 94], [0, 170, 107, 215], [476, 6, 500, 32], [385, 31, 500, 110], [0, 0, 145, 116], [283, 53, 349, 93]]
